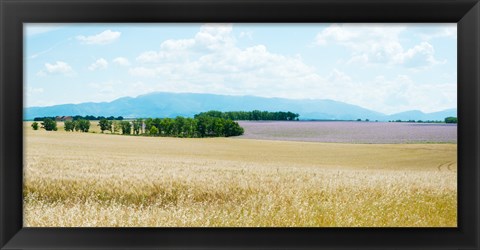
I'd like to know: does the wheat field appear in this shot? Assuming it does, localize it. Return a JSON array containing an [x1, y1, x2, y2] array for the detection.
[[23, 124, 457, 227]]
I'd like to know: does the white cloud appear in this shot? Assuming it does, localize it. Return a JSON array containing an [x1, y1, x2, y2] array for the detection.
[[161, 39, 195, 51], [136, 39, 195, 63], [124, 24, 455, 114], [76, 30, 121, 45], [195, 24, 235, 50], [315, 24, 444, 69], [316, 25, 359, 45], [88, 58, 108, 71], [112, 57, 130, 66], [399, 42, 445, 69], [136, 51, 160, 63], [37, 61, 74, 76], [131, 24, 319, 95], [26, 87, 44, 96]]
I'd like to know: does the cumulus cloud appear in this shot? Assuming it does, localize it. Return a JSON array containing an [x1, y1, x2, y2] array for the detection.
[[132, 24, 318, 91], [76, 30, 121, 45], [112, 57, 130, 66], [124, 24, 455, 113], [88, 58, 108, 71], [315, 24, 445, 69], [136, 39, 196, 63], [37, 61, 74, 76]]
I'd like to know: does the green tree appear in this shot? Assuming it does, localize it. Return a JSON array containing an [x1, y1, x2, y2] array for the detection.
[[223, 119, 244, 137], [445, 117, 458, 124], [144, 118, 153, 132], [174, 116, 186, 137], [77, 119, 91, 132], [161, 118, 175, 136], [111, 121, 121, 133], [31, 122, 39, 130], [132, 119, 143, 135], [98, 119, 111, 133], [120, 121, 132, 135], [64, 120, 75, 132], [41, 118, 57, 131], [212, 117, 225, 136], [184, 118, 197, 138], [149, 125, 159, 136], [195, 116, 209, 137]]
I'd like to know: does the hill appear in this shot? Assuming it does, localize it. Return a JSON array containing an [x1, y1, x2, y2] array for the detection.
[[24, 92, 457, 121]]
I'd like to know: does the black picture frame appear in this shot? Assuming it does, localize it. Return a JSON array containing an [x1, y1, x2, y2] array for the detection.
[[1, 0, 479, 249]]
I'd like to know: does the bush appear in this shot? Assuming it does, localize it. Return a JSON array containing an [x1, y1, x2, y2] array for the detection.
[[41, 118, 57, 131], [31, 122, 39, 130], [120, 121, 132, 135], [98, 119, 112, 133], [64, 120, 75, 132], [149, 125, 159, 136], [77, 119, 90, 132]]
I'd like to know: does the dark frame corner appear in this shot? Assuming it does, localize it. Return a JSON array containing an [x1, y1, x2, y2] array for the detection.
[[1, 0, 479, 249]]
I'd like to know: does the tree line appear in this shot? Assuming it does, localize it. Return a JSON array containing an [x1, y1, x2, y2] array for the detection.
[[194, 110, 300, 121], [31, 118, 91, 132], [387, 117, 458, 124], [32, 116, 244, 138]]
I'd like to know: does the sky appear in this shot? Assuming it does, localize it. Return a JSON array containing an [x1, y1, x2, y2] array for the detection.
[[24, 23, 457, 114]]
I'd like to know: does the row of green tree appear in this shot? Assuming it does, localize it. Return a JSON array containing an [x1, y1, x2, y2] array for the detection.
[[387, 117, 457, 124], [31, 118, 91, 132], [98, 116, 244, 137], [33, 116, 244, 138], [33, 115, 124, 121], [194, 110, 299, 121]]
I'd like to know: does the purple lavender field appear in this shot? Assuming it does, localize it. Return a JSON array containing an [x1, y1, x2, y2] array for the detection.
[[236, 121, 457, 144]]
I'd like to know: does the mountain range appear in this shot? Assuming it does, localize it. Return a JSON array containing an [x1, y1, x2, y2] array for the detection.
[[24, 92, 457, 121]]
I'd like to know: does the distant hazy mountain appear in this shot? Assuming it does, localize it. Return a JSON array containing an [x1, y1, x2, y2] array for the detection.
[[386, 108, 457, 121], [24, 92, 457, 121]]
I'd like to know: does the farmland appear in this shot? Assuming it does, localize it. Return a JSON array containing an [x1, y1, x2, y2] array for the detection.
[[23, 121, 457, 227], [237, 121, 457, 143]]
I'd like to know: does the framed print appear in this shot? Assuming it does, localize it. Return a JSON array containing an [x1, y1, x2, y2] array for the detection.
[[1, 0, 479, 249]]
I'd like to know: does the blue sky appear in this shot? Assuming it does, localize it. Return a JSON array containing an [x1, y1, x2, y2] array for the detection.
[[24, 23, 456, 114]]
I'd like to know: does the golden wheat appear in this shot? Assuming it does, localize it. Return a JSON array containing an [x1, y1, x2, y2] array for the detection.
[[23, 125, 457, 227]]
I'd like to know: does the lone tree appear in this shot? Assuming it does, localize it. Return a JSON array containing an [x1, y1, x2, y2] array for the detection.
[[31, 122, 39, 130], [64, 120, 75, 132], [41, 118, 57, 131], [98, 119, 112, 133]]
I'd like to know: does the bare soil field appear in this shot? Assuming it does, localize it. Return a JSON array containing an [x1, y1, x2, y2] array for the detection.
[[237, 121, 457, 143], [23, 125, 457, 227]]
